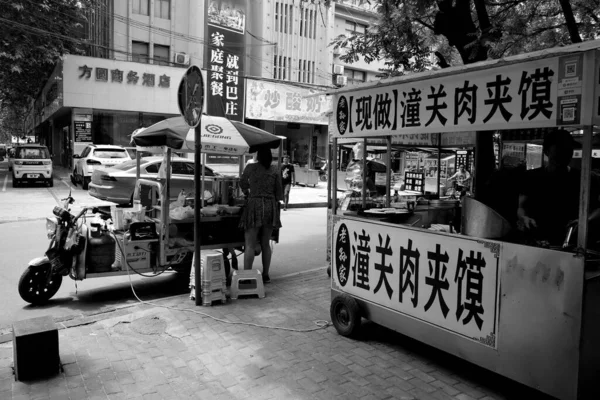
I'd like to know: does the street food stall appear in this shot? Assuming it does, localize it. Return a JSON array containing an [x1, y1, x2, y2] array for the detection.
[[129, 115, 281, 277], [327, 40, 600, 400]]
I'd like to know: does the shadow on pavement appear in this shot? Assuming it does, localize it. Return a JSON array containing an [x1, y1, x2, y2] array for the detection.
[[21, 272, 190, 313], [358, 321, 556, 400]]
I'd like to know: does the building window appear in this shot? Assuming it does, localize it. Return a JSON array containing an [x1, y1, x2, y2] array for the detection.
[[132, 0, 149, 16], [297, 60, 314, 83], [345, 20, 367, 34], [275, 2, 292, 33], [345, 68, 366, 84], [153, 44, 169, 66], [132, 41, 149, 63], [154, 0, 170, 19], [274, 55, 291, 80], [300, 8, 315, 38]]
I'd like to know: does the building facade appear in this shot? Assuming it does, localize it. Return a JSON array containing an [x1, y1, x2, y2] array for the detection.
[[27, 0, 205, 169], [28, 0, 386, 170]]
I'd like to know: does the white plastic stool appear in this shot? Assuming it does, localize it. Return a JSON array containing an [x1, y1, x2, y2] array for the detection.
[[230, 269, 265, 300]]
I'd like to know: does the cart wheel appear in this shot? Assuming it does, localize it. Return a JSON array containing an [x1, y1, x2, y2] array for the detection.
[[330, 294, 361, 337], [18, 265, 62, 305]]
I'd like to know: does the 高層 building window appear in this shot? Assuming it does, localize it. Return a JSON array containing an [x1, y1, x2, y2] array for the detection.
[[133, 0, 149, 16], [154, 0, 170, 19], [345, 68, 366, 84], [275, 2, 292, 33], [132, 41, 149, 63], [345, 20, 366, 34], [153, 45, 169, 66]]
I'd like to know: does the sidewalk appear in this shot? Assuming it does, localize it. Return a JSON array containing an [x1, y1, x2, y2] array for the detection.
[[52, 166, 330, 209], [0, 269, 552, 400]]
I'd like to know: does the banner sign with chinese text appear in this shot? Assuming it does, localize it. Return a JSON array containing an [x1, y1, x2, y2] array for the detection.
[[206, 0, 246, 120], [333, 218, 501, 348], [245, 79, 332, 125], [337, 131, 475, 147], [333, 55, 577, 138]]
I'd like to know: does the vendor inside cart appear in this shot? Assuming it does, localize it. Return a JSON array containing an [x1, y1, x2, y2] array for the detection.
[[516, 128, 600, 248]]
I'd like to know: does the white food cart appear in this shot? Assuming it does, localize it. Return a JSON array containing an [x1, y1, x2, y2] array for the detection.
[[327, 40, 600, 400]]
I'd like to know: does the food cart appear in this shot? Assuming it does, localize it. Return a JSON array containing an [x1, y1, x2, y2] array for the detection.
[[327, 40, 600, 400], [127, 115, 282, 275]]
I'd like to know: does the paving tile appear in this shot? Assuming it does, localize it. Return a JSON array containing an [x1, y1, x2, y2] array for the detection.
[[0, 269, 539, 400], [454, 383, 488, 399]]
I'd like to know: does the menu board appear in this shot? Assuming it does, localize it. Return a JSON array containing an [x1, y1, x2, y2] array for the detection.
[[74, 121, 92, 142], [404, 172, 425, 193], [455, 150, 470, 169]]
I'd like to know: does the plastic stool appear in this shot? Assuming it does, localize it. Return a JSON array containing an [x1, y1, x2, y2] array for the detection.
[[230, 269, 265, 300]]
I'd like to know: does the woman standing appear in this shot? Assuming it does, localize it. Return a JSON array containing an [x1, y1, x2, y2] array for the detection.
[[239, 147, 283, 283]]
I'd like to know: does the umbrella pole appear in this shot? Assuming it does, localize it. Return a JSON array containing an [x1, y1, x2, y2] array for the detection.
[[194, 124, 202, 306]]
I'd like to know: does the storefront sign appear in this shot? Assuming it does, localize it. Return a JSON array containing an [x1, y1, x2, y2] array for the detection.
[[74, 121, 92, 142], [333, 219, 500, 348], [333, 56, 567, 138], [246, 79, 331, 125], [206, 0, 246, 120], [77, 65, 171, 88], [502, 143, 526, 159], [404, 172, 425, 193]]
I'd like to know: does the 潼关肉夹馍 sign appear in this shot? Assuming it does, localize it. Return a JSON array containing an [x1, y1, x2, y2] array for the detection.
[[333, 54, 583, 138], [333, 218, 500, 348]]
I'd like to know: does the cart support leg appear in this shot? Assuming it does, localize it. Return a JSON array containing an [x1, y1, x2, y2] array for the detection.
[[194, 124, 202, 306]]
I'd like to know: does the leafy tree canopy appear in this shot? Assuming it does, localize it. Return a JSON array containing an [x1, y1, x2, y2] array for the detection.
[[0, 0, 93, 113], [332, 0, 600, 75]]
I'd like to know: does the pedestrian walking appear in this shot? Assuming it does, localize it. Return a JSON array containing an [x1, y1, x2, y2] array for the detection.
[[280, 156, 295, 210], [239, 147, 283, 283]]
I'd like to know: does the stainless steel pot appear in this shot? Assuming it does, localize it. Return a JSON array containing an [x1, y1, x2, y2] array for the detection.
[[461, 196, 512, 239]]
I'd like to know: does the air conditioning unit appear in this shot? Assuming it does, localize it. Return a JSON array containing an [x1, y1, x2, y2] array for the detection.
[[336, 75, 348, 86], [333, 64, 344, 75], [174, 52, 190, 65]]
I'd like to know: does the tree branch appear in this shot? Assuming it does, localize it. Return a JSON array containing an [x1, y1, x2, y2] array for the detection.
[[558, 0, 582, 42]]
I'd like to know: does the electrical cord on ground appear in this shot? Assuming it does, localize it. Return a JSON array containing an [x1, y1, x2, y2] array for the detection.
[[111, 232, 176, 278], [112, 232, 331, 332]]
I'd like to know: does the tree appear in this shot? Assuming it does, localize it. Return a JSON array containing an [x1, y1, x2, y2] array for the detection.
[[332, 0, 600, 72], [0, 0, 93, 113]]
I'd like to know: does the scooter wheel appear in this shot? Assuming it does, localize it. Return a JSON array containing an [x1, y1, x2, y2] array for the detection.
[[330, 294, 361, 338], [320, 174, 328, 182], [18, 265, 62, 305]]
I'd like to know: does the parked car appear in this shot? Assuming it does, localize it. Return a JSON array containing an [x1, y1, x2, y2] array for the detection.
[[11, 144, 53, 187], [72, 144, 131, 189], [88, 156, 218, 205]]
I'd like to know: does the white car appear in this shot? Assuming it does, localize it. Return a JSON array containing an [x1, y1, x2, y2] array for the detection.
[[71, 144, 131, 190], [11, 144, 53, 187]]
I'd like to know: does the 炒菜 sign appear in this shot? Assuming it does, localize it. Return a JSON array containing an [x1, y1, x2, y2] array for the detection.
[[333, 218, 500, 348]]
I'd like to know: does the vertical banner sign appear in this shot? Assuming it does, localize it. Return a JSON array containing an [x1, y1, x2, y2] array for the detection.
[[207, 0, 246, 121], [557, 54, 583, 125], [333, 219, 501, 348]]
